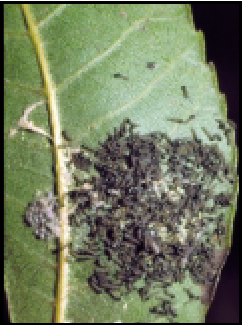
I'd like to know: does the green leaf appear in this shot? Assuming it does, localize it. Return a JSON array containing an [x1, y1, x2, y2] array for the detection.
[[4, 3, 238, 323]]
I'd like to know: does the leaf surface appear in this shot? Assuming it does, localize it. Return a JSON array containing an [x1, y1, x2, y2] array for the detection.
[[4, 4, 238, 323]]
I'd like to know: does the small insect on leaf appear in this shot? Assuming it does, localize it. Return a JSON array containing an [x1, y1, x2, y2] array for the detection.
[[215, 119, 233, 145], [167, 115, 195, 124], [62, 130, 72, 142], [113, 73, 129, 80], [146, 62, 156, 69], [181, 85, 189, 98], [183, 288, 200, 301], [201, 127, 222, 141]]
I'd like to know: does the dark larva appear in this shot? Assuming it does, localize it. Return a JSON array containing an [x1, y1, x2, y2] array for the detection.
[[113, 73, 129, 80], [88, 275, 103, 294], [183, 288, 200, 301], [167, 115, 195, 124], [181, 85, 189, 98], [201, 127, 222, 141], [215, 119, 233, 145], [147, 62, 156, 69], [62, 130, 72, 142]]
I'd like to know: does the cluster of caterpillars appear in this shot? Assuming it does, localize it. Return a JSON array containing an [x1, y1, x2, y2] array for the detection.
[[67, 118, 234, 320], [24, 117, 235, 322]]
